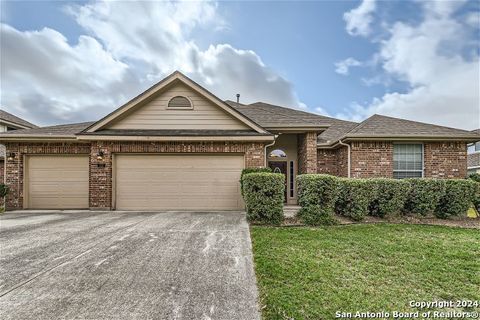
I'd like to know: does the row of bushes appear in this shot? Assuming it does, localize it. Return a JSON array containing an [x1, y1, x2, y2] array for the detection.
[[241, 168, 479, 225], [297, 174, 478, 225]]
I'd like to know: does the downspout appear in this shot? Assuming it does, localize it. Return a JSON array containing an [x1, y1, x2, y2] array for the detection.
[[264, 133, 281, 167], [338, 139, 351, 178]]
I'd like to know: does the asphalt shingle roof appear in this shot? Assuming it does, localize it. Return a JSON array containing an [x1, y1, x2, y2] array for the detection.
[[226, 101, 333, 128], [345, 114, 479, 139], [0, 110, 38, 129], [0, 103, 478, 144], [0, 122, 94, 137]]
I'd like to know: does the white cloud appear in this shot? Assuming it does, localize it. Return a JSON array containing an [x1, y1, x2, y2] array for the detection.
[[338, 1, 480, 130], [343, 0, 376, 37], [335, 57, 362, 75], [1, 1, 304, 125], [0, 23, 136, 124]]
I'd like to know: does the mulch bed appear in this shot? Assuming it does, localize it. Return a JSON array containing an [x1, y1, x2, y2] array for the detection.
[[283, 214, 480, 229]]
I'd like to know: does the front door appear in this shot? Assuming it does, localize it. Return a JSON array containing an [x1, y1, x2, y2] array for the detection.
[[268, 161, 287, 202]]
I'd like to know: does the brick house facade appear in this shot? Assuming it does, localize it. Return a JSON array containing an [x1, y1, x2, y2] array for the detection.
[[316, 141, 468, 179], [1, 71, 477, 211], [4, 141, 265, 210]]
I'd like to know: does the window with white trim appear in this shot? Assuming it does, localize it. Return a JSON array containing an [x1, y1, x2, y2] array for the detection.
[[393, 144, 423, 179]]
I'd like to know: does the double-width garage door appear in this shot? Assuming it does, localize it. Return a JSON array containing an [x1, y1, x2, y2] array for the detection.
[[115, 154, 244, 211], [26, 155, 89, 209]]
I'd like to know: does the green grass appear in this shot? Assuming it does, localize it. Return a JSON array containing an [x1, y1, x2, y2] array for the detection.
[[251, 224, 480, 320]]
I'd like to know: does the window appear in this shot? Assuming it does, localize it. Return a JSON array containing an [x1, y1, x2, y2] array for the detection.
[[468, 142, 480, 154], [268, 149, 287, 158], [168, 96, 192, 109], [393, 144, 423, 179]]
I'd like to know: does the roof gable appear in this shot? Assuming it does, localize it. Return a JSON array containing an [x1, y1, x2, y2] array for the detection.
[[84, 71, 267, 133]]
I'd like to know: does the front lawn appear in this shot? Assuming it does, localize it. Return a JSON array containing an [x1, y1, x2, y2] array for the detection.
[[251, 224, 480, 319]]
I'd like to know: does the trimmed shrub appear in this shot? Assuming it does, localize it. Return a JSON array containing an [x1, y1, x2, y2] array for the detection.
[[469, 173, 480, 183], [435, 179, 477, 218], [297, 174, 340, 225], [369, 179, 411, 217], [468, 174, 480, 211], [240, 167, 272, 196], [335, 179, 378, 221], [0, 184, 8, 198], [472, 182, 480, 212], [242, 172, 285, 224], [404, 179, 446, 216]]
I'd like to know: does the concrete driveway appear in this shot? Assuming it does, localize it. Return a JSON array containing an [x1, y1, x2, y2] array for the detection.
[[0, 211, 260, 320]]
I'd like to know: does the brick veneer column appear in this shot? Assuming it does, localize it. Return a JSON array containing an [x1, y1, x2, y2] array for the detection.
[[90, 141, 113, 210], [298, 132, 318, 174], [424, 142, 467, 178], [350, 141, 393, 178], [4, 143, 21, 209]]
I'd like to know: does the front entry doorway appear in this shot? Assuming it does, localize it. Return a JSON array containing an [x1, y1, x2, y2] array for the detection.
[[268, 161, 287, 202]]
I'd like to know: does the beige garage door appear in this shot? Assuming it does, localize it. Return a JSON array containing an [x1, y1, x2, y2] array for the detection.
[[115, 154, 244, 210], [26, 155, 89, 209]]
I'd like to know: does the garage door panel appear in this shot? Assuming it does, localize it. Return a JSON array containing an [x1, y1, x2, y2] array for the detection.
[[27, 156, 89, 209], [115, 154, 244, 210]]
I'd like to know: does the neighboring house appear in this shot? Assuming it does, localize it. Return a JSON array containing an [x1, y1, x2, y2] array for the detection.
[[0, 71, 478, 211], [467, 129, 480, 175], [0, 110, 38, 184]]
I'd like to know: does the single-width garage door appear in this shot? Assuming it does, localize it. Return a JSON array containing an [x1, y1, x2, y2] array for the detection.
[[26, 155, 89, 209], [115, 154, 244, 210]]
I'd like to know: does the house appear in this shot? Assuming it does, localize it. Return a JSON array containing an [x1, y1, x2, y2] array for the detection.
[[0, 110, 38, 183], [0, 71, 478, 211], [467, 129, 480, 175]]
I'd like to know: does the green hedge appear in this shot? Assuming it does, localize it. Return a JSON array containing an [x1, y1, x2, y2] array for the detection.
[[404, 179, 446, 216], [469, 173, 480, 183], [435, 179, 477, 218], [335, 179, 378, 221], [240, 167, 272, 196], [0, 184, 8, 198], [297, 174, 339, 225], [369, 179, 411, 217], [242, 172, 285, 224]]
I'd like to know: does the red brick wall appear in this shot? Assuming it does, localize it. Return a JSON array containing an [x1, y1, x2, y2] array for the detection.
[[351, 141, 394, 178], [3, 142, 91, 210], [424, 142, 467, 178], [298, 132, 318, 174], [317, 149, 337, 175], [90, 141, 265, 209], [336, 146, 349, 177], [316, 146, 349, 177], [4, 141, 265, 210], [317, 141, 468, 179]]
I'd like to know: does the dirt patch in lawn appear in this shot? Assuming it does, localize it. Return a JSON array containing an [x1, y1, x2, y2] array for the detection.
[[284, 214, 479, 229]]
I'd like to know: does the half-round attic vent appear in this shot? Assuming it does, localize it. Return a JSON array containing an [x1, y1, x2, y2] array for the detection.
[[168, 96, 192, 109]]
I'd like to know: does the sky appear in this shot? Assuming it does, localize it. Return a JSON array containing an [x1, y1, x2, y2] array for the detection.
[[0, 0, 479, 130]]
